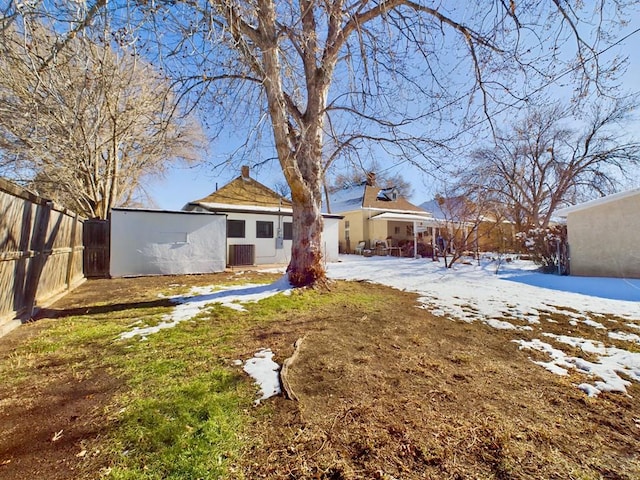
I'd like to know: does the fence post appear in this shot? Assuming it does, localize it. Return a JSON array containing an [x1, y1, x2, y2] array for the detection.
[[23, 201, 52, 318]]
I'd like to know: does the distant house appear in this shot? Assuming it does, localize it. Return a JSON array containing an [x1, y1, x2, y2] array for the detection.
[[324, 172, 437, 255], [419, 196, 517, 252], [184, 166, 342, 266], [556, 188, 640, 279]]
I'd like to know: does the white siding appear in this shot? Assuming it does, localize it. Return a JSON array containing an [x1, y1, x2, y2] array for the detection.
[[187, 206, 341, 265], [226, 212, 292, 264], [322, 217, 340, 262]]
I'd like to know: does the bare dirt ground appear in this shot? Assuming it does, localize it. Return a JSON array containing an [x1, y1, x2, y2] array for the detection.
[[239, 285, 640, 479], [1, 272, 639, 479]]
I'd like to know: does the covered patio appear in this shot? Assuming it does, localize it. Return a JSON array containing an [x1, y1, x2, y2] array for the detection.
[[369, 212, 441, 258]]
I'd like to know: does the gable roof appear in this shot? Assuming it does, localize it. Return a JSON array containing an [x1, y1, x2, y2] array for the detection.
[[184, 168, 343, 219], [189, 173, 292, 209], [555, 188, 640, 217], [325, 182, 428, 215]]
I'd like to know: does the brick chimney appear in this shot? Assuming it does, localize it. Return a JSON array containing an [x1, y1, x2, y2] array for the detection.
[[241, 165, 250, 179], [366, 171, 376, 186]]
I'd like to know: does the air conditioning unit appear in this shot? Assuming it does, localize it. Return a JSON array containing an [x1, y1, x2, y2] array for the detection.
[[228, 244, 255, 266]]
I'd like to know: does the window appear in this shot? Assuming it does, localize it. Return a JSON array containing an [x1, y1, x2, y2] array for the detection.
[[227, 219, 245, 238], [257, 221, 274, 238], [394, 226, 400, 235], [157, 232, 188, 244], [283, 222, 293, 240]]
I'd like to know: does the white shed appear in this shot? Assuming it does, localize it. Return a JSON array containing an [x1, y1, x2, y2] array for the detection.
[[110, 208, 226, 277]]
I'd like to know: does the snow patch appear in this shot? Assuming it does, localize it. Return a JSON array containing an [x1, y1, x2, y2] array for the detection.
[[609, 331, 640, 344], [242, 349, 281, 405], [119, 277, 292, 340]]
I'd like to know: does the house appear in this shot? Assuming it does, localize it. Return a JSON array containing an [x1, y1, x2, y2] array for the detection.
[[110, 208, 227, 277], [184, 166, 342, 265], [556, 188, 640, 279], [324, 172, 437, 255], [420, 196, 517, 252]]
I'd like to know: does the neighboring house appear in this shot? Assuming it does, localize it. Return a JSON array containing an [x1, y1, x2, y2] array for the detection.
[[184, 166, 342, 265], [324, 172, 437, 254], [556, 188, 640, 279], [420, 196, 517, 252], [110, 208, 227, 277]]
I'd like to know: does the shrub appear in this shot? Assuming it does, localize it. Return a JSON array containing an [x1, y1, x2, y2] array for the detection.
[[516, 225, 567, 274]]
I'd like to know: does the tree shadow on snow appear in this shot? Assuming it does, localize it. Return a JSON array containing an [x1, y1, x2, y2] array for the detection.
[[502, 273, 640, 302]]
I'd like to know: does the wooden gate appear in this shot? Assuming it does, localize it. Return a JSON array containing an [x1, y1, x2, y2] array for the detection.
[[83, 219, 110, 278]]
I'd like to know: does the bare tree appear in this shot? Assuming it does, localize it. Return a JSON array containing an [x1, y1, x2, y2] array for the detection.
[[429, 192, 514, 268], [457, 101, 640, 231], [158, 1, 632, 287], [0, 22, 204, 219], [329, 168, 413, 198], [4, 1, 634, 285]]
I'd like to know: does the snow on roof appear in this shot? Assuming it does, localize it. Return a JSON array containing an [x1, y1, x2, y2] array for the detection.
[[370, 212, 438, 225], [324, 182, 428, 215], [323, 182, 366, 214], [419, 199, 447, 220], [556, 187, 640, 217], [376, 187, 397, 201]]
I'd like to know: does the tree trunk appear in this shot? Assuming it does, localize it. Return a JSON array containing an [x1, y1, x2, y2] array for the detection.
[[287, 170, 325, 287]]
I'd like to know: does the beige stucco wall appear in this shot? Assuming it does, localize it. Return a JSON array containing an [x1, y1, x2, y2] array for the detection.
[[566, 193, 640, 278], [338, 211, 365, 253]]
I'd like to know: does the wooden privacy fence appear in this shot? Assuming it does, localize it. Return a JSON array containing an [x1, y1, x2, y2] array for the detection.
[[0, 178, 84, 334]]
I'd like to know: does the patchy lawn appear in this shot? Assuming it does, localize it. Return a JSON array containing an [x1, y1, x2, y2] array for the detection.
[[1, 266, 639, 479]]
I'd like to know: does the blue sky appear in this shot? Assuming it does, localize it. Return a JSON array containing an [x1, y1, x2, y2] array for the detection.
[[144, 10, 640, 211]]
